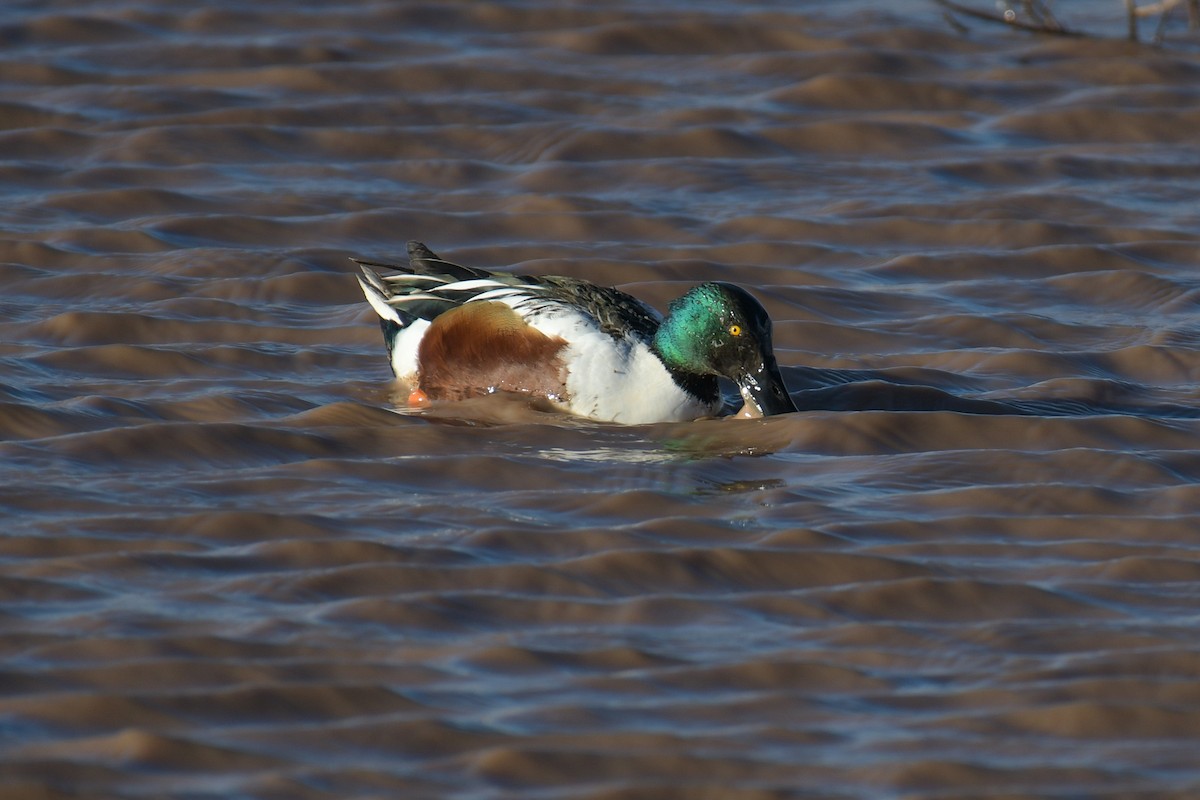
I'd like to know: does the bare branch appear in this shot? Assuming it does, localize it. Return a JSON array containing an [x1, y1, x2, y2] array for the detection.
[[936, 0, 1200, 42], [1134, 0, 1187, 16], [932, 0, 1087, 36]]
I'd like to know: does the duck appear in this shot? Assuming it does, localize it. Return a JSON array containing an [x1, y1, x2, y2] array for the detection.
[[355, 241, 797, 424]]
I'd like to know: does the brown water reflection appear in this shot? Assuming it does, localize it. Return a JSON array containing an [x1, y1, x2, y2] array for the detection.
[[4, 1, 1200, 798]]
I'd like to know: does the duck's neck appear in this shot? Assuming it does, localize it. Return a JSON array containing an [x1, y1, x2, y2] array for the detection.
[[651, 329, 720, 405]]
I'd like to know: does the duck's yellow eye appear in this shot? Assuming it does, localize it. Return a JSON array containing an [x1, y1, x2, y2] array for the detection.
[[728, 324, 742, 337]]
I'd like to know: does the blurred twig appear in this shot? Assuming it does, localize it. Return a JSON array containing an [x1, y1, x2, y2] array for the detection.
[[1128, 0, 1200, 42], [932, 0, 1085, 36], [936, 0, 1200, 42]]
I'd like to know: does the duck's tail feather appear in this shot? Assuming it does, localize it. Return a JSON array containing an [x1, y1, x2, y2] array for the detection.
[[407, 240, 497, 282], [355, 242, 546, 330], [356, 270, 407, 325], [354, 259, 465, 324]]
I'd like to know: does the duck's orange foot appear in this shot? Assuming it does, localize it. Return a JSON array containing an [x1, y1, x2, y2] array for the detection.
[[407, 388, 432, 408]]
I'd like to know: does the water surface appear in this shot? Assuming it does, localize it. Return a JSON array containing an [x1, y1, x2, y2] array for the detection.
[[4, 1, 1200, 798]]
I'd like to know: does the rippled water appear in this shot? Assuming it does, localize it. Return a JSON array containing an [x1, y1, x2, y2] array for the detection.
[[4, 1, 1200, 798]]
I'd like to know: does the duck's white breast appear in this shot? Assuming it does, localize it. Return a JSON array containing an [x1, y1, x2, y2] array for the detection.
[[520, 301, 717, 424]]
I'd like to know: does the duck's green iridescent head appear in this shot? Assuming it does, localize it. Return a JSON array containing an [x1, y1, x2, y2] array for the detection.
[[653, 282, 797, 417]]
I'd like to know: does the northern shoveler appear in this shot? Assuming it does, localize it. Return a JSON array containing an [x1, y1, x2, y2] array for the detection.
[[355, 241, 797, 424]]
